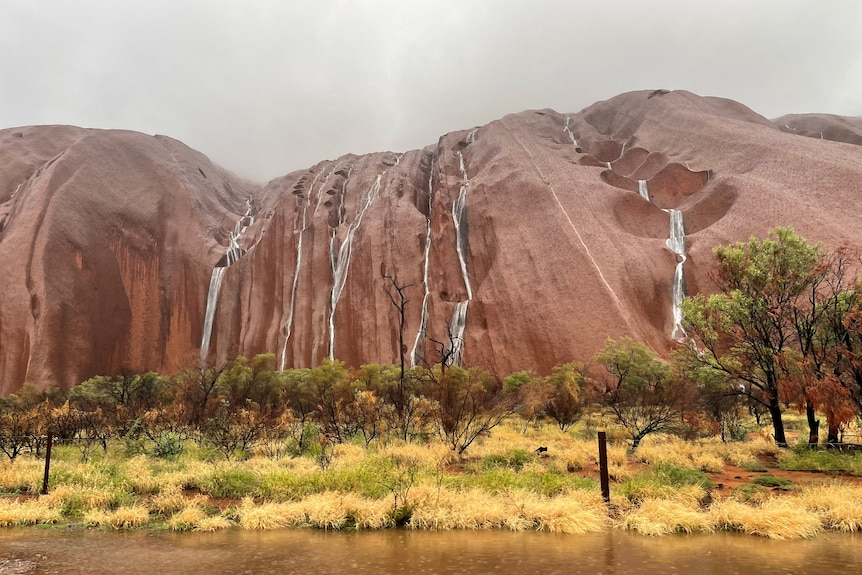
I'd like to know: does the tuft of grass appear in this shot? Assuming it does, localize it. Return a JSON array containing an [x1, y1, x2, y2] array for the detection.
[[752, 475, 794, 489], [40, 484, 131, 516], [618, 464, 713, 504], [482, 449, 534, 472], [636, 436, 725, 473], [711, 498, 822, 539], [730, 484, 771, 504], [778, 449, 862, 476], [194, 515, 233, 532], [0, 459, 43, 494], [167, 506, 207, 531], [618, 498, 715, 536], [199, 464, 261, 498], [236, 497, 303, 530], [797, 482, 862, 532], [740, 460, 769, 472], [84, 505, 150, 529], [0, 499, 62, 526]]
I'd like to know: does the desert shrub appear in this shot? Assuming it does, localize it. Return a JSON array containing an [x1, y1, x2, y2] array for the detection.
[[482, 449, 534, 472], [752, 474, 794, 489]]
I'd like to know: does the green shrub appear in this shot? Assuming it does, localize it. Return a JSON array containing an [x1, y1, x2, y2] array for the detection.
[[200, 466, 260, 498], [481, 449, 534, 472], [731, 483, 770, 503], [752, 474, 794, 488]]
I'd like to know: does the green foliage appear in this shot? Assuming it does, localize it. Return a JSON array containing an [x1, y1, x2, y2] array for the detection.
[[200, 466, 261, 498], [152, 432, 185, 459], [778, 449, 862, 476], [678, 226, 857, 448], [751, 474, 794, 488], [482, 449, 534, 472], [594, 338, 692, 450], [446, 466, 595, 496], [620, 463, 713, 502], [739, 459, 768, 472], [731, 483, 770, 503], [543, 362, 588, 432]]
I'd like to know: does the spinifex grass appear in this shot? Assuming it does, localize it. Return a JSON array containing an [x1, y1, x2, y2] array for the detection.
[[778, 449, 862, 476]]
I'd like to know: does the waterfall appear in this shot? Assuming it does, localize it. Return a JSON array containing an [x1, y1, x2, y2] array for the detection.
[[638, 180, 650, 201], [410, 158, 435, 368], [199, 267, 226, 366], [328, 173, 383, 360], [278, 168, 329, 371], [450, 150, 473, 366], [666, 209, 687, 341], [605, 161, 612, 170], [199, 198, 255, 366], [563, 116, 578, 148]]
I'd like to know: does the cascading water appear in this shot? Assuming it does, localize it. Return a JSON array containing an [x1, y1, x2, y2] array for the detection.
[[450, 148, 474, 366], [278, 168, 330, 371], [410, 158, 435, 368], [666, 209, 687, 341], [638, 179, 650, 201], [199, 198, 255, 366], [605, 161, 612, 170], [328, 166, 390, 360], [563, 116, 578, 147]]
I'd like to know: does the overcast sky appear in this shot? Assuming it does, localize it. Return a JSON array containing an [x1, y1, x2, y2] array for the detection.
[[2, 1, 860, 181]]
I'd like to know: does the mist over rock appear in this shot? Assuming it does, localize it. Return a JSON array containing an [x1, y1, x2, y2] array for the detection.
[[2, 90, 861, 393]]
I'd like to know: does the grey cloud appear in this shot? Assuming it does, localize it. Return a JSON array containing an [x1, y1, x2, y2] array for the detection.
[[1, 0, 860, 181]]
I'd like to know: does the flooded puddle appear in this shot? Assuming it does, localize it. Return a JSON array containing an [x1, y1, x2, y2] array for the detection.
[[1, 528, 861, 574]]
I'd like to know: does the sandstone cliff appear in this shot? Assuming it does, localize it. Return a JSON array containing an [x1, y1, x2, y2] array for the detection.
[[2, 90, 861, 392]]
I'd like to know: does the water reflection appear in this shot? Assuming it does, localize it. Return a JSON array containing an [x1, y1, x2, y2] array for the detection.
[[1, 529, 861, 575]]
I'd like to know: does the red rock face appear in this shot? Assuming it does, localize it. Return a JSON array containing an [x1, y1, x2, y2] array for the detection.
[[2, 90, 862, 393]]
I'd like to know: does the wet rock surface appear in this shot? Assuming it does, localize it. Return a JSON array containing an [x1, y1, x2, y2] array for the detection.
[[2, 90, 861, 392]]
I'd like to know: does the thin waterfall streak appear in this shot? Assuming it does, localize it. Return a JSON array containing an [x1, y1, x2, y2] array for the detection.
[[450, 150, 474, 365], [279, 168, 327, 371], [411, 159, 435, 368], [665, 209, 687, 341], [604, 161, 612, 170], [199, 267, 226, 366], [328, 173, 383, 360], [563, 116, 578, 147], [638, 180, 650, 201], [200, 198, 257, 367]]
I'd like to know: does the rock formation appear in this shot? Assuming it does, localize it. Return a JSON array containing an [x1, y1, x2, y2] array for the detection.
[[2, 90, 861, 393]]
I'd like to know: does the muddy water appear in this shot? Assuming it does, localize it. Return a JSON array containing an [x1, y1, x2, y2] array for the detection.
[[1, 529, 861, 575]]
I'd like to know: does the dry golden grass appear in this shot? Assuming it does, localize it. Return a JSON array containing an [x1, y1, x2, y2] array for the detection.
[[618, 498, 715, 536], [149, 487, 210, 516], [237, 497, 303, 530], [712, 438, 781, 467], [711, 498, 822, 539], [122, 456, 161, 494], [636, 435, 724, 472], [0, 459, 42, 493], [330, 444, 367, 469], [377, 441, 455, 469], [40, 484, 118, 510], [0, 499, 62, 526], [167, 505, 207, 531], [516, 490, 608, 534], [84, 505, 150, 529], [797, 481, 862, 532], [406, 485, 606, 533], [194, 515, 233, 531]]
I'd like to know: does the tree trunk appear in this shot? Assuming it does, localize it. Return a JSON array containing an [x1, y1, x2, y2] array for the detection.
[[805, 401, 820, 446], [827, 419, 841, 446], [769, 401, 789, 447], [631, 432, 646, 451]]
